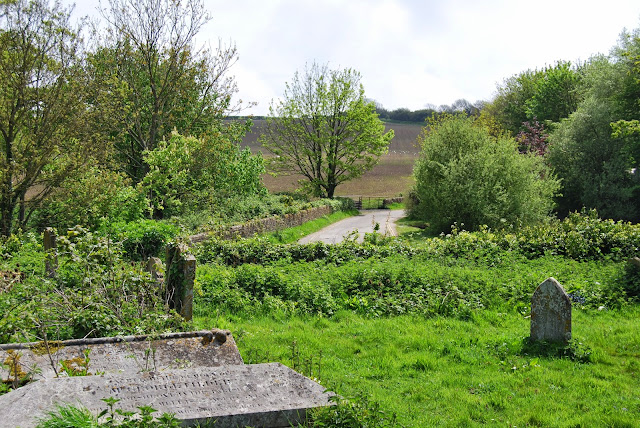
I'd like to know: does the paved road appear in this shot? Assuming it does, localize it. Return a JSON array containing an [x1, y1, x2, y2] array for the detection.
[[298, 209, 405, 244]]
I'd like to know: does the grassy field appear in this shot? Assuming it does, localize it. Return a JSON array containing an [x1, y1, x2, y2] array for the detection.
[[194, 308, 640, 427], [191, 212, 640, 427], [242, 120, 422, 197]]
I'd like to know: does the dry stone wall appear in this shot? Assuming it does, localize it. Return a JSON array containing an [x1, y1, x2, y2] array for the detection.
[[190, 205, 333, 244]]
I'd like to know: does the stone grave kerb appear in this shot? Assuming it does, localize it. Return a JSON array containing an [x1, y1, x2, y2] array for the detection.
[[530, 277, 572, 344]]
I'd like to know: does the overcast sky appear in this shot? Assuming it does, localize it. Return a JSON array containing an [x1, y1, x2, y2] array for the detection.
[[71, 0, 640, 116]]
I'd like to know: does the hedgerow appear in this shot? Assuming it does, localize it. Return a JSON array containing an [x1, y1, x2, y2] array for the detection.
[[195, 252, 625, 320], [194, 234, 416, 266]]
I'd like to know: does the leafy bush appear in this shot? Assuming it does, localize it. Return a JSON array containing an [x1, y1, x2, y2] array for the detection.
[[0, 227, 185, 342], [410, 114, 559, 233], [176, 194, 345, 235], [194, 236, 416, 266], [194, 210, 638, 320], [28, 167, 149, 231], [619, 259, 640, 300], [195, 250, 624, 321], [141, 131, 266, 218], [103, 220, 180, 260], [414, 209, 640, 263]]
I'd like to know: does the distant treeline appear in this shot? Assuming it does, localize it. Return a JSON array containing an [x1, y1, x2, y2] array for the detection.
[[235, 98, 484, 124], [374, 99, 483, 123]]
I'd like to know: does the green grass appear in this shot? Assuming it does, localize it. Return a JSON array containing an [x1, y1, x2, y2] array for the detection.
[[260, 209, 359, 243], [194, 307, 640, 427], [395, 216, 428, 237], [385, 201, 405, 210]]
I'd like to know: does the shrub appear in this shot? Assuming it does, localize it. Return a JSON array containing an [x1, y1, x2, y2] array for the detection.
[[104, 220, 181, 260], [410, 114, 559, 233], [0, 227, 185, 342], [141, 131, 266, 218], [619, 259, 640, 300], [28, 167, 149, 231], [194, 236, 416, 267]]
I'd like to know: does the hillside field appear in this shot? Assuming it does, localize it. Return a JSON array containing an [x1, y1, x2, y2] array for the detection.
[[241, 120, 423, 197]]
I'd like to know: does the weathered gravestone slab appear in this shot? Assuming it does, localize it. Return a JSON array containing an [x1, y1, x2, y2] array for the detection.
[[0, 330, 242, 381], [0, 363, 333, 428], [530, 277, 572, 344]]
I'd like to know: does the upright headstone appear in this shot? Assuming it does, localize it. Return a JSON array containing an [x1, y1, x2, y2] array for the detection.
[[165, 243, 195, 321], [530, 277, 572, 344], [43, 227, 57, 278]]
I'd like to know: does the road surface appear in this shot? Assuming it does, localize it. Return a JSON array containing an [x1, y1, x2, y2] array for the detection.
[[298, 209, 405, 244]]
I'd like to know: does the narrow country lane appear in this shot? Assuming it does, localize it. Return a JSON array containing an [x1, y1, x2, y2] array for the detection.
[[298, 209, 405, 244]]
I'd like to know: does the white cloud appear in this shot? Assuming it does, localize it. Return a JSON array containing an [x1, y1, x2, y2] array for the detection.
[[67, 0, 640, 115]]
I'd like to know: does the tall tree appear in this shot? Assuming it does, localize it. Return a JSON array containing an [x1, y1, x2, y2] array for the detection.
[[484, 63, 582, 137], [548, 38, 640, 221], [261, 63, 394, 198], [0, 0, 86, 236], [92, 0, 242, 182], [525, 61, 582, 123], [483, 69, 543, 136]]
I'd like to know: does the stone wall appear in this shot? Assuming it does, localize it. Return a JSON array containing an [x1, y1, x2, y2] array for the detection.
[[223, 205, 333, 239], [189, 205, 333, 244], [382, 197, 404, 207]]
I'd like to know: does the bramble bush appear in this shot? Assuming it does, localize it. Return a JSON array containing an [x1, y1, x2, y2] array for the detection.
[[195, 210, 640, 267], [194, 234, 415, 266], [102, 220, 180, 260], [195, 251, 624, 320], [0, 227, 185, 343], [173, 194, 350, 235], [194, 209, 639, 319], [425, 209, 640, 262]]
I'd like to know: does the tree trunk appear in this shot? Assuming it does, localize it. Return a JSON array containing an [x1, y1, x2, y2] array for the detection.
[[18, 193, 25, 226], [327, 183, 336, 199], [0, 193, 14, 237]]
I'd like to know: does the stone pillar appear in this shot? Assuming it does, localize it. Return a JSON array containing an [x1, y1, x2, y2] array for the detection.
[[530, 277, 572, 344], [43, 228, 58, 278], [165, 244, 195, 321]]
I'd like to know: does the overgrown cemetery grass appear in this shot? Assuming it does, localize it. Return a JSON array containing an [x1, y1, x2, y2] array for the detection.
[[3, 210, 640, 426], [194, 308, 639, 427], [191, 211, 640, 426]]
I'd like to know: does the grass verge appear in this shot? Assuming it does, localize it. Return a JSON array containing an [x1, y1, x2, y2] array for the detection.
[[194, 307, 640, 427], [260, 209, 359, 244]]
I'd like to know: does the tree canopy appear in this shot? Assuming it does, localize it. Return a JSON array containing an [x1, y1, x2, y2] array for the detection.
[[261, 63, 393, 198], [91, 0, 243, 183], [0, 0, 89, 235], [547, 35, 640, 221], [483, 62, 582, 137]]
